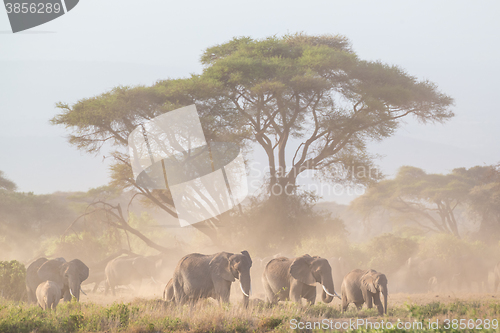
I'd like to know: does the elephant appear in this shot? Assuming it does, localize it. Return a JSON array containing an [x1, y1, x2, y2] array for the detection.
[[172, 251, 252, 307], [104, 255, 157, 296], [83, 250, 137, 293], [26, 257, 57, 303], [26, 257, 89, 302], [163, 278, 174, 301], [262, 254, 340, 305], [341, 269, 388, 315], [36, 281, 61, 310]]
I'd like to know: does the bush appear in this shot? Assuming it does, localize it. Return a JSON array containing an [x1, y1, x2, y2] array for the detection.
[[0, 260, 26, 301], [365, 233, 418, 273], [417, 234, 472, 261]]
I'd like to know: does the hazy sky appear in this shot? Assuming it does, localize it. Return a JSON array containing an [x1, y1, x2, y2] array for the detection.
[[1, 0, 499, 202]]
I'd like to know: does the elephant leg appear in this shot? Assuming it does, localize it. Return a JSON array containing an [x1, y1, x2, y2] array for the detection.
[[342, 293, 349, 312], [26, 286, 34, 303], [302, 285, 316, 305], [92, 281, 100, 293], [173, 278, 187, 305], [362, 289, 372, 309], [289, 280, 302, 303], [213, 279, 231, 304], [262, 277, 278, 304], [372, 293, 384, 315]]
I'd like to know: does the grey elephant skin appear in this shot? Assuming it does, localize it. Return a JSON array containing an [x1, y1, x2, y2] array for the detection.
[[105, 256, 157, 296], [163, 278, 174, 301], [262, 254, 340, 305], [341, 269, 388, 315], [172, 251, 252, 307], [36, 281, 61, 310], [26, 258, 89, 303]]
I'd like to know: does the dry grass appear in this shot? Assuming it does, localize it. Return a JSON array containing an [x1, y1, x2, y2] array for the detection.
[[1, 293, 500, 332]]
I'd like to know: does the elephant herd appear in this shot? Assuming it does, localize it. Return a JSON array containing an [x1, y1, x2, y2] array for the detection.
[[25, 251, 390, 314], [162, 251, 388, 315], [25, 254, 158, 310], [26, 257, 89, 310], [26, 251, 388, 315]]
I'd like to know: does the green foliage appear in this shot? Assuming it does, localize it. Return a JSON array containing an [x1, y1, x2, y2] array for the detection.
[[0, 171, 16, 192], [295, 235, 350, 259], [417, 233, 472, 261], [365, 233, 418, 273], [257, 317, 283, 330], [1, 297, 500, 333], [0, 261, 26, 301], [0, 190, 78, 261], [407, 302, 446, 320]]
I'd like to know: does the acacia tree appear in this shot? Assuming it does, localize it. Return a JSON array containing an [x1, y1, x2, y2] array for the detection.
[[352, 166, 471, 237], [352, 165, 500, 239], [455, 164, 500, 240], [51, 34, 454, 243]]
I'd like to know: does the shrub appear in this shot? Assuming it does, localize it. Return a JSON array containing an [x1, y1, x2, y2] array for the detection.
[[365, 233, 418, 273], [0, 260, 26, 301]]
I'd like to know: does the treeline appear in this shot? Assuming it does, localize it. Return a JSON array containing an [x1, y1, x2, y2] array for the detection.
[[351, 165, 500, 241]]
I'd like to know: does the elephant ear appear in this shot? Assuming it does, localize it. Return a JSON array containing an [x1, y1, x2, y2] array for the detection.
[[241, 250, 252, 267], [209, 252, 235, 282], [290, 255, 316, 286], [361, 270, 378, 294], [38, 259, 65, 286], [69, 259, 89, 282]]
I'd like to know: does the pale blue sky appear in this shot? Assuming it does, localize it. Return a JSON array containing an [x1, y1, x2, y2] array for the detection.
[[0, 0, 499, 200]]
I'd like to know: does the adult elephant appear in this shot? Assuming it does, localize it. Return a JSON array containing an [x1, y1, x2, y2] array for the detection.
[[104, 255, 157, 296], [341, 269, 388, 315], [262, 254, 340, 305], [172, 251, 252, 307], [26, 257, 89, 303]]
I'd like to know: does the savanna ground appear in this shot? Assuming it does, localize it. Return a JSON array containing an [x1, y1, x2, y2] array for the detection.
[[2, 290, 500, 332]]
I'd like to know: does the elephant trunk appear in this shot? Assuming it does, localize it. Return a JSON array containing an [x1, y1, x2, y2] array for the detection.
[[381, 285, 388, 315], [69, 279, 81, 301], [239, 271, 251, 308], [321, 274, 337, 304]]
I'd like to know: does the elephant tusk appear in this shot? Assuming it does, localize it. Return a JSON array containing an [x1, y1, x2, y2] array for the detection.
[[80, 289, 87, 296], [70, 289, 75, 298], [322, 285, 341, 299], [239, 282, 250, 297], [151, 276, 158, 284]]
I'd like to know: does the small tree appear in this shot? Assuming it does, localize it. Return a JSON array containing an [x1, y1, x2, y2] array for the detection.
[[0, 260, 26, 301]]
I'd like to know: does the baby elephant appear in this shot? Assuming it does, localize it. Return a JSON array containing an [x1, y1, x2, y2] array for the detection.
[[341, 269, 388, 315], [36, 281, 61, 310]]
